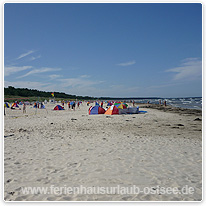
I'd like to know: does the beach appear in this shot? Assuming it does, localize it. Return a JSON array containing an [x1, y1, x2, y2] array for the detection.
[[4, 102, 202, 201]]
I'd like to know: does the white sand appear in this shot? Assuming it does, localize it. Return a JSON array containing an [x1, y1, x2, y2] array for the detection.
[[4, 103, 202, 201]]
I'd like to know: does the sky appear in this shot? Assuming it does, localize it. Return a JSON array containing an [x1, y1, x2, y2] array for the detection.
[[4, 3, 202, 98]]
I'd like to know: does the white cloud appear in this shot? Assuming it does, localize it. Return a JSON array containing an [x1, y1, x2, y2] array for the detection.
[[17, 67, 62, 79], [30, 55, 41, 61], [49, 74, 62, 80], [52, 75, 104, 96], [65, 83, 140, 97], [4, 66, 33, 76], [4, 75, 105, 96], [166, 58, 202, 81], [80, 75, 90, 78], [4, 80, 51, 90], [109, 84, 140, 96], [16, 50, 35, 60], [117, 60, 136, 66], [181, 57, 199, 63], [147, 82, 184, 89], [58, 77, 103, 88]]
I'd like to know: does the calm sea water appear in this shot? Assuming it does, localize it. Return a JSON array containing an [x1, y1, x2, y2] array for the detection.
[[134, 97, 202, 110]]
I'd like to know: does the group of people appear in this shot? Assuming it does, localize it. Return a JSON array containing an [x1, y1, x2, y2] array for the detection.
[[34, 102, 45, 109], [5, 99, 84, 115], [66, 101, 81, 111]]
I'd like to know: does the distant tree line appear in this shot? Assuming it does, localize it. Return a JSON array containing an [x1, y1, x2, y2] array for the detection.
[[4, 86, 94, 100], [4, 86, 161, 101]]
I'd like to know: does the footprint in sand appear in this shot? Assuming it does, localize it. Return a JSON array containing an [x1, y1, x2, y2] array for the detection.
[[70, 162, 81, 168]]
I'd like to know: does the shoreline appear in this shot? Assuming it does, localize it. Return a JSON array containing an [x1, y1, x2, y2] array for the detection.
[[137, 103, 202, 115]]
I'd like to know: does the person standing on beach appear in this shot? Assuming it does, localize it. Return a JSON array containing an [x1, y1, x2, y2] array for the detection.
[[68, 101, 70, 109], [23, 103, 26, 113], [73, 102, 76, 111], [133, 100, 135, 107], [164, 100, 167, 106], [101, 101, 103, 108]]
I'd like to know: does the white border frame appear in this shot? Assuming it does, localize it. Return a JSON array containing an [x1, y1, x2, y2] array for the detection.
[[1, 0, 204, 205]]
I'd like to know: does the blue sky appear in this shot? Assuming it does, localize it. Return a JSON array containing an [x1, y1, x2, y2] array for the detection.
[[4, 3, 202, 98]]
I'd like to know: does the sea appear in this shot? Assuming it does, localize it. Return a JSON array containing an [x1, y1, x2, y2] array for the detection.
[[134, 97, 202, 110]]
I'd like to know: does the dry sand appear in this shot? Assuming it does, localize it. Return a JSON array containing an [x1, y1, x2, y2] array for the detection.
[[4, 102, 202, 201]]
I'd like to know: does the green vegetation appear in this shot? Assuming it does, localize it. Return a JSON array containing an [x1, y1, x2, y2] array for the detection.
[[4, 86, 161, 102], [4, 86, 94, 102]]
